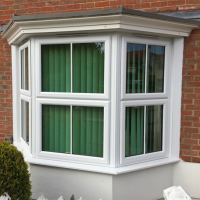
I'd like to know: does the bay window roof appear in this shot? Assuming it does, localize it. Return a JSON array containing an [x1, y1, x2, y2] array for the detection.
[[2, 5, 200, 45]]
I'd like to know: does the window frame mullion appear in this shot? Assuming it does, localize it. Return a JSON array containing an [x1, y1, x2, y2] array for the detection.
[[145, 44, 148, 94], [143, 105, 146, 155], [70, 105, 73, 155], [71, 43, 73, 93]]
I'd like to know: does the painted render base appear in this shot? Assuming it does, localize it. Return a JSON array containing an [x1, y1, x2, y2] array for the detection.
[[30, 164, 174, 200], [173, 161, 200, 199]]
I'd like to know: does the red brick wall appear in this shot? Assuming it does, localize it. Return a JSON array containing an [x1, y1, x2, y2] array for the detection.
[[1, 0, 200, 162], [181, 30, 200, 163]]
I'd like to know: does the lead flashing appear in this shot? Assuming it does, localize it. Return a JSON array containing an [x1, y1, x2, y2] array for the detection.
[[163, 10, 200, 19]]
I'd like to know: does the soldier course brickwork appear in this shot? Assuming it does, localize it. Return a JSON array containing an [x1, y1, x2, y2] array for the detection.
[[1, 0, 200, 162]]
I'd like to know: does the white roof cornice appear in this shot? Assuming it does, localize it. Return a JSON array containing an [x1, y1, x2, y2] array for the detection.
[[2, 6, 200, 44]]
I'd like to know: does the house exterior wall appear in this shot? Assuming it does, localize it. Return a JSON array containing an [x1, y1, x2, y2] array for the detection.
[[1, 1, 200, 199], [30, 164, 113, 200], [0, 1, 200, 160], [173, 161, 200, 198], [112, 164, 173, 200]]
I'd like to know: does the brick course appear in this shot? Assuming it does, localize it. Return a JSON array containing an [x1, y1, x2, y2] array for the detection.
[[181, 29, 200, 163], [1, 0, 200, 162]]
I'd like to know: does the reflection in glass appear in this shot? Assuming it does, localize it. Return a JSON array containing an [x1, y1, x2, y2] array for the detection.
[[73, 43, 104, 93], [126, 43, 146, 93], [21, 100, 29, 144], [73, 106, 104, 157], [146, 105, 163, 153], [147, 45, 165, 93], [21, 48, 29, 90], [125, 106, 144, 157], [42, 105, 71, 153], [41, 44, 71, 92]]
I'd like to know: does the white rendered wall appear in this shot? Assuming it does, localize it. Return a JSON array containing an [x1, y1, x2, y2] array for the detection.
[[30, 164, 174, 200], [30, 165, 113, 200], [113, 164, 173, 200], [173, 161, 200, 199]]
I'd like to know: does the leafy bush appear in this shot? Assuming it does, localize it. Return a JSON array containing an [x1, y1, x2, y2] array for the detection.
[[0, 142, 32, 200]]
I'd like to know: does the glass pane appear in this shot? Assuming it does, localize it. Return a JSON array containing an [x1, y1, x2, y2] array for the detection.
[[126, 43, 146, 93], [42, 105, 71, 153], [146, 105, 163, 153], [72, 106, 104, 157], [125, 106, 144, 157], [21, 48, 29, 90], [41, 44, 71, 92], [21, 99, 29, 144], [147, 45, 165, 93], [73, 43, 104, 93]]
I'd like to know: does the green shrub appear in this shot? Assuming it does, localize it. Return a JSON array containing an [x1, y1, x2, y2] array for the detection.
[[0, 142, 32, 200]]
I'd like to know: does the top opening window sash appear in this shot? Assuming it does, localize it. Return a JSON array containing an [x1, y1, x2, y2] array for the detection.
[[121, 36, 171, 100], [35, 35, 111, 100], [19, 40, 31, 97]]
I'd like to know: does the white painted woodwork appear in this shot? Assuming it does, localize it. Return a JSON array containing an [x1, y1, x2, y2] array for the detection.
[[2, 14, 198, 45]]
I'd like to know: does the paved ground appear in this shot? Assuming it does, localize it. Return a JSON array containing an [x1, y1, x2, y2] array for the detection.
[[159, 199, 199, 200]]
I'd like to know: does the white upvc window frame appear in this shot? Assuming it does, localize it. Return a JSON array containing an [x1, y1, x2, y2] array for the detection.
[[31, 34, 112, 166], [119, 99, 169, 166], [35, 35, 111, 100], [20, 94, 32, 153], [18, 41, 32, 154], [118, 35, 172, 166], [121, 36, 171, 100], [36, 99, 110, 165], [19, 40, 31, 97], [11, 31, 183, 174]]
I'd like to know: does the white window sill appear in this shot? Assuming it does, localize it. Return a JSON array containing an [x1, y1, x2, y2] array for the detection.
[[26, 156, 180, 175], [14, 141, 180, 174]]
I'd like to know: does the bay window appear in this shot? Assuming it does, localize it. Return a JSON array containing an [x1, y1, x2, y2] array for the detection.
[[3, 6, 198, 174], [16, 34, 180, 172]]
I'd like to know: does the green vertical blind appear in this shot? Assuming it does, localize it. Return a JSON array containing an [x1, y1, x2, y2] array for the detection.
[[21, 47, 29, 90], [125, 106, 144, 157], [41, 42, 105, 93], [42, 105, 104, 157], [73, 106, 104, 157], [126, 43, 146, 93], [42, 105, 71, 153], [73, 43, 104, 93], [146, 105, 163, 153], [125, 105, 163, 157], [42, 44, 71, 92], [147, 45, 165, 93], [126, 43, 165, 94], [21, 99, 29, 144]]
